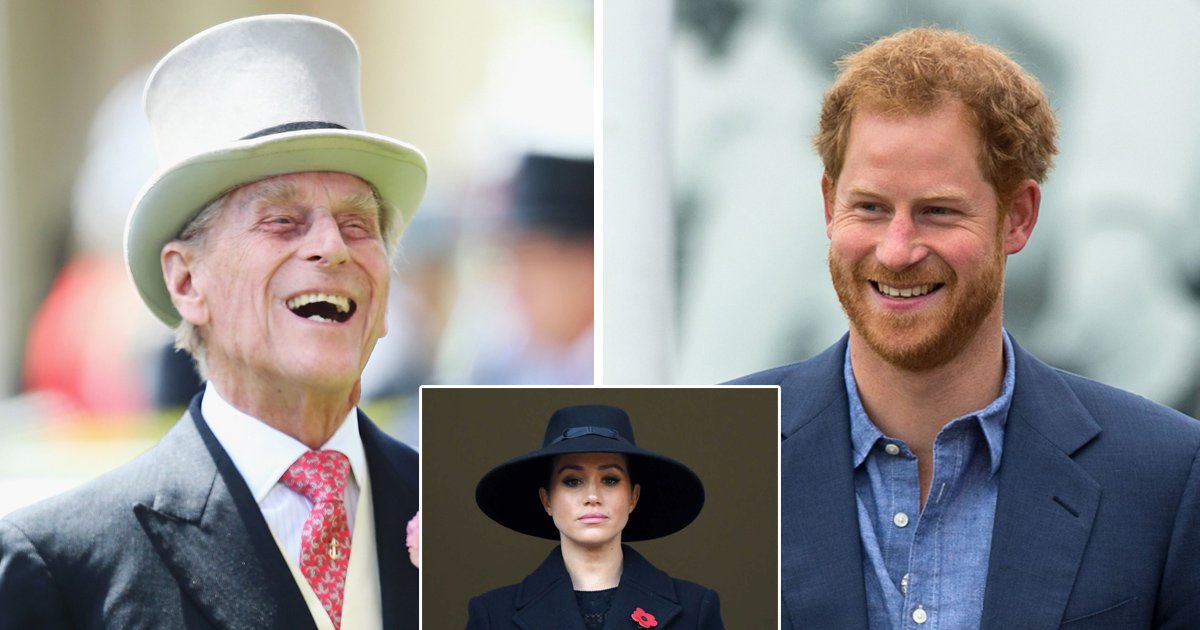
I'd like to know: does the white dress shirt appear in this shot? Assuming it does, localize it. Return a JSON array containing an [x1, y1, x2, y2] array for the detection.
[[201, 382, 367, 564]]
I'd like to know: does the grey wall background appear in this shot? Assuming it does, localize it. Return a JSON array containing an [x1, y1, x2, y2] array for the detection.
[[605, 0, 1200, 419], [421, 386, 779, 628]]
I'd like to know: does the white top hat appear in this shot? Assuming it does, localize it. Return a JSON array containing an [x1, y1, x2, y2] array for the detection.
[[125, 14, 427, 326]]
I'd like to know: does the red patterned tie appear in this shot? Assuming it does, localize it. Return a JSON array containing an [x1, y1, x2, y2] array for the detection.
[[281, 450, 352, 629]]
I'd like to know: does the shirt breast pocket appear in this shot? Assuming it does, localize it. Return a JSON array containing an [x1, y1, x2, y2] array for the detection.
[[1060, 597, 1136, 628]]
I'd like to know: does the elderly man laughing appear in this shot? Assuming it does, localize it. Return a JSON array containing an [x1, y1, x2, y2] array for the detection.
[[0, 15, 422, 630]]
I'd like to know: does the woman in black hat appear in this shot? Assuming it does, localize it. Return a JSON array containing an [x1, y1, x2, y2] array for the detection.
[[467, 404, 724, 629]]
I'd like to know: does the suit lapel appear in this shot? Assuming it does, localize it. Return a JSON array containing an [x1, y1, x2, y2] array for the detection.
[[134, 397, 314, 630], [779, 337, 869, 629], [604, 546, 682, 630], [981, 343, 1102, 630], [359, 413, 420, 630], [512, 547, 587, 630]]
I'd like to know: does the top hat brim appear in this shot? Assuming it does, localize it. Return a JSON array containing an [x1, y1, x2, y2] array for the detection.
[[125, 128, 427, 327], [475, 433, 705, 542]]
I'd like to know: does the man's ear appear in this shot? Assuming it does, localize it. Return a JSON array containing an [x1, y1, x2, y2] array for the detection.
[[822, 174, 836, 239], [161, 242, 209, 326], [1003, 179, 1040, 255]]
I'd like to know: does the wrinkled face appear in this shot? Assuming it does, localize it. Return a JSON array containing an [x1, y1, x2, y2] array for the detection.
[[182, 171, 391, 392], [825, 101, 1006, 371], [539, 452, 640, 550]]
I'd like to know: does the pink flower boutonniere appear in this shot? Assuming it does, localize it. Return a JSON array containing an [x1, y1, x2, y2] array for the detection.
[[631, 607, 658, 628], [406, 511, 420, 569]]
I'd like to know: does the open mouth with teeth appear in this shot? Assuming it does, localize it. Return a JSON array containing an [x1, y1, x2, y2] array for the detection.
[[872, 281, 943, 299], [286, 293, 357, 323]]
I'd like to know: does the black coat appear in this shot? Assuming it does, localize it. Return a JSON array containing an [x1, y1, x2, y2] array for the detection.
[[0, 393, 420, 629], [467, 545, 724, 629]]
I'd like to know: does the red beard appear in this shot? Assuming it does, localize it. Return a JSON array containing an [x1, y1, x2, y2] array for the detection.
[[828, 237, 1004, 371]]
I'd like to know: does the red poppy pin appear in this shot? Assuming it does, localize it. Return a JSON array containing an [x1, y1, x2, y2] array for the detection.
[[631, 607, 658, 628]]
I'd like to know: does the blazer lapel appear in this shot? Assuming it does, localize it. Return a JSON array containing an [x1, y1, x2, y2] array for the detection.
[[981, 343, 1102, 630], [604, 546, 682, 630], [133, 397, 314, 630], [779, 337, 869, 629], [512, 547, 587, 630], [359, 414, 420, 630]]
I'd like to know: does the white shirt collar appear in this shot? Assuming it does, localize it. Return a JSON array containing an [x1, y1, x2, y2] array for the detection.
[[201, 381, 368, 503]]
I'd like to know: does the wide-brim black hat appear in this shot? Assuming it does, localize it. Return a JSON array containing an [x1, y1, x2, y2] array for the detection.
[[475, 404, 705, 542]]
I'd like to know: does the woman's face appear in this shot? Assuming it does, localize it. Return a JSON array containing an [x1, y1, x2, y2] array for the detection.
[[539, 452, 641, 550]]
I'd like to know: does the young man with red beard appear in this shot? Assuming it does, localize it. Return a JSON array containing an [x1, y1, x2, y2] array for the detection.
[[733, 28, 1200, 629]]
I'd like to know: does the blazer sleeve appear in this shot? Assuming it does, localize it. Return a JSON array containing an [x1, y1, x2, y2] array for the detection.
[[0, 520, 72, 630], [1155, 445, 1200, 629]]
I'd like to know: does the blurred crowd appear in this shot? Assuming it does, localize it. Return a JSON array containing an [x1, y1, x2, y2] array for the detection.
[[1, 1, 594, 452]]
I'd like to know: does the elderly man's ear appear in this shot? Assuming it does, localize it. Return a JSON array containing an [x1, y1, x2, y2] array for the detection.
[[161, 242, 210, 326]]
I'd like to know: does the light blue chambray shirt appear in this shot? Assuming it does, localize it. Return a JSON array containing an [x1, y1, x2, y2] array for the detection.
[[845, 332, 1015, 629]]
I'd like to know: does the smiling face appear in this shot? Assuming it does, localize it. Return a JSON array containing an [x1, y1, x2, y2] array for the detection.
[[166, 171, 391, 397], [824, 101, 1024, 371], [539, 452, 640, 551]]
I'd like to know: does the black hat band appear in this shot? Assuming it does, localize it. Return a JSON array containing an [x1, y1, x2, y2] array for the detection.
[[241, 121, 347, 140], [548, 426, 629, 446]]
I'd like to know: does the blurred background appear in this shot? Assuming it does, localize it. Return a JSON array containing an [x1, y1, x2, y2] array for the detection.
[[0, 0, 593, 515], [604, 0, 1200, 420]]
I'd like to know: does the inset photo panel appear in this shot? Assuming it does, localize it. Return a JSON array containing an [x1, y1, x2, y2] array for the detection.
[[420, 386, 780, 628]]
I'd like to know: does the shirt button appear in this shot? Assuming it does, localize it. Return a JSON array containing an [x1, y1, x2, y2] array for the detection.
[[884, 443, 901, 455], [893, 512, 909, 528], [912, 606, 928, 624], [899, 573, 909, 595]]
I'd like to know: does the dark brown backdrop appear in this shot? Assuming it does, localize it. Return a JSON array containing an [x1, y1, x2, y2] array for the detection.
[[420, 386, 779, 628]]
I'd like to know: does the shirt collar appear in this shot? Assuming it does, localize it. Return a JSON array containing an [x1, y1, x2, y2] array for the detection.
[[201, 381, 368, 503], [846, 330, 1016, 475]]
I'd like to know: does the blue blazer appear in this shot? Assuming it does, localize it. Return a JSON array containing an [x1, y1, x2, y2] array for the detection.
[[734, 335, 1200, 629], [0, 393, 419, 630], [467, 545, 724, 629]]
